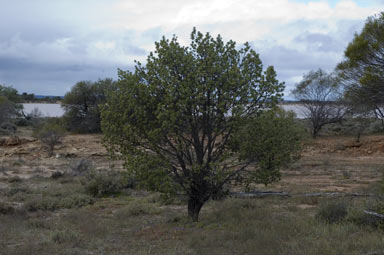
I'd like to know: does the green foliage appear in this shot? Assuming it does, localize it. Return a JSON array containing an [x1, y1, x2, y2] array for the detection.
[[24, 194, 94, 212], [316, 200, 348, 224], [62, 78, 117, 133], [102, 28, 291, 221], [292, 69, 346, 138], [82, 170, 128, 197], [337, 12, 384, 124], [0, 84, 20, 103], [235, 109, 303, 186], [34, 119, 65, 156]]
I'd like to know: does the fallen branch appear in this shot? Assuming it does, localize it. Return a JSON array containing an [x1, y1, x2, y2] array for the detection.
[[231, 191, 384, 199], [231, 190, 290, 198], [363, 210, 384, 219]]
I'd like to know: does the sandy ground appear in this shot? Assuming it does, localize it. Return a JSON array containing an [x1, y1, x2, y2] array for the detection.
[[1, 129, 384, 193]]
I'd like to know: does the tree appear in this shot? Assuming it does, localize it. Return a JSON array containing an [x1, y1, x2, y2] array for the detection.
[[35, 120, 65, 157], [0, 85, 22, 125], [292, 69, 346, 138], [337, 12, 384, 128], [102, 29, 301, 221], [0, 85, 20, 103], [62, 78, 117, 133]]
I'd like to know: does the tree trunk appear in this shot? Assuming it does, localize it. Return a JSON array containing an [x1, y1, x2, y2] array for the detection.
[[188, 197, 205, 222]]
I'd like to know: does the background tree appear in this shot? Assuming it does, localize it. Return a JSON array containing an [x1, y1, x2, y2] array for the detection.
[[0, 85, 20, 103], [62, 78, 117, 133], [0, 85, 22, 126], [292, 69, 346, 138], [337, 12, 384, 129], [102, 29, 301, 221]]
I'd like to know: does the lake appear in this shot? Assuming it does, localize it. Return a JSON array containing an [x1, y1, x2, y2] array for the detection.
[[22, 103, 65, 117], [22, 103, 307, 119]]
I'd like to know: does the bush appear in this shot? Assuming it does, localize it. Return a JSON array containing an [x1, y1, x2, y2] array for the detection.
[[70, 158, 93, 176], [34, 120, 65, 156], [115, 200, 161, 217], [0, 202, 15, 215], [0, 122, 17, 133], [24, 194, 94, 212], [316, 201, 348, 224], [51, 171, 64, 179], [82, 170, 126, 197], [51, 230, 82, 246], [8, 176, 22, 183]]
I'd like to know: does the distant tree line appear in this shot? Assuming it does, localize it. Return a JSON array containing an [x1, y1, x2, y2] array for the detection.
[[292, 12, 384, 140]]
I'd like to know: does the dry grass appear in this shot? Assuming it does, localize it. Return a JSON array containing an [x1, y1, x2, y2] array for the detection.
[[2, 132, 384, 254]]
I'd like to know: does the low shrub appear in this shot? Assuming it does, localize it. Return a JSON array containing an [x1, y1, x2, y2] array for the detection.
[[0, 122, 17, 133], [82, 170, 125, 197], [24, 194, 94, 212], [0, 202, 15, 215], [51, 171, 64, 179], [51, 230, 82, 246], [115, 200, 161, 217], [316, 200, 348, 224], [70, 158, 93, 176], [8, 176, 22, 183]]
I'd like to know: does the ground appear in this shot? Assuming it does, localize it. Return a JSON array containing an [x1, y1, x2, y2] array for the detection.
[[1, 128, 384, 254]]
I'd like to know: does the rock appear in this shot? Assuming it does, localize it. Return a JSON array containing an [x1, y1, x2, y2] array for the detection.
[[4, 136, 21, 146], [0, 136, 35, 147]]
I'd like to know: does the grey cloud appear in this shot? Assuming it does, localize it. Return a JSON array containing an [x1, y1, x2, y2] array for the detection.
[[294, 32, 343, 52]]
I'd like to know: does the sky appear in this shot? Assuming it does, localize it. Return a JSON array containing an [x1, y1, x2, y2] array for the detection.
[[0, 0, 383, 97]]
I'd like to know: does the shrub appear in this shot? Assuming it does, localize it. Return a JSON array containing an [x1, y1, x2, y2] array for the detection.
[[0, 202, 15, 215], [8, 176, 22, 183], [0, 122, 17, 133], [51, 230, 82, 246], [51, 171, 64, 179], [34, 120, 65, 156], [316, 200, 348, 224], [24, 194, 94, 212], [115, 200, 161, 217], [82, 170, 125, 197], [70, 158, 93, 176]]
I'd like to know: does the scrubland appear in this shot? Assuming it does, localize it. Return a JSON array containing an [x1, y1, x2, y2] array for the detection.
[[1, 126, 384, 255]]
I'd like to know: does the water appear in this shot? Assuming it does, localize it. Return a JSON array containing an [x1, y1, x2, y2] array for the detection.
[[21, 103, 307, 119], [22, 103, 65, 117]]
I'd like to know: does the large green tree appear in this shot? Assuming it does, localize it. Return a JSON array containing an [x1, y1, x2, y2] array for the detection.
[[337, 12, 384, 126], [62, 78, 117, 133], [102, 29, 301, 221]]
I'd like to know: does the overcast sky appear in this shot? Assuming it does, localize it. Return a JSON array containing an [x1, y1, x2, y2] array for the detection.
[[0, 0, 383, 97]]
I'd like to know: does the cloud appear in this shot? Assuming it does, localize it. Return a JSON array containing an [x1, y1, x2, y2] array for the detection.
[[0, 0, 383, 96]]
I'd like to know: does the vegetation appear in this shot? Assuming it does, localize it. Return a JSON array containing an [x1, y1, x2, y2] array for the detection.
[[34, 120, 65, 156], [0, 85, 22, 127], [292, 69, 346, 138], [62, 78, 117, 133], [337, 12, 384, 128], [100, 29, 304, 221], [234, 109, 303, 186]]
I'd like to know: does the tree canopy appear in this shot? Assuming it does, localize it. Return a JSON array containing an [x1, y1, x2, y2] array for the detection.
[[62, 78, 117, 133], [101, 29, 301, 221], [337, 12, 384, 122]]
